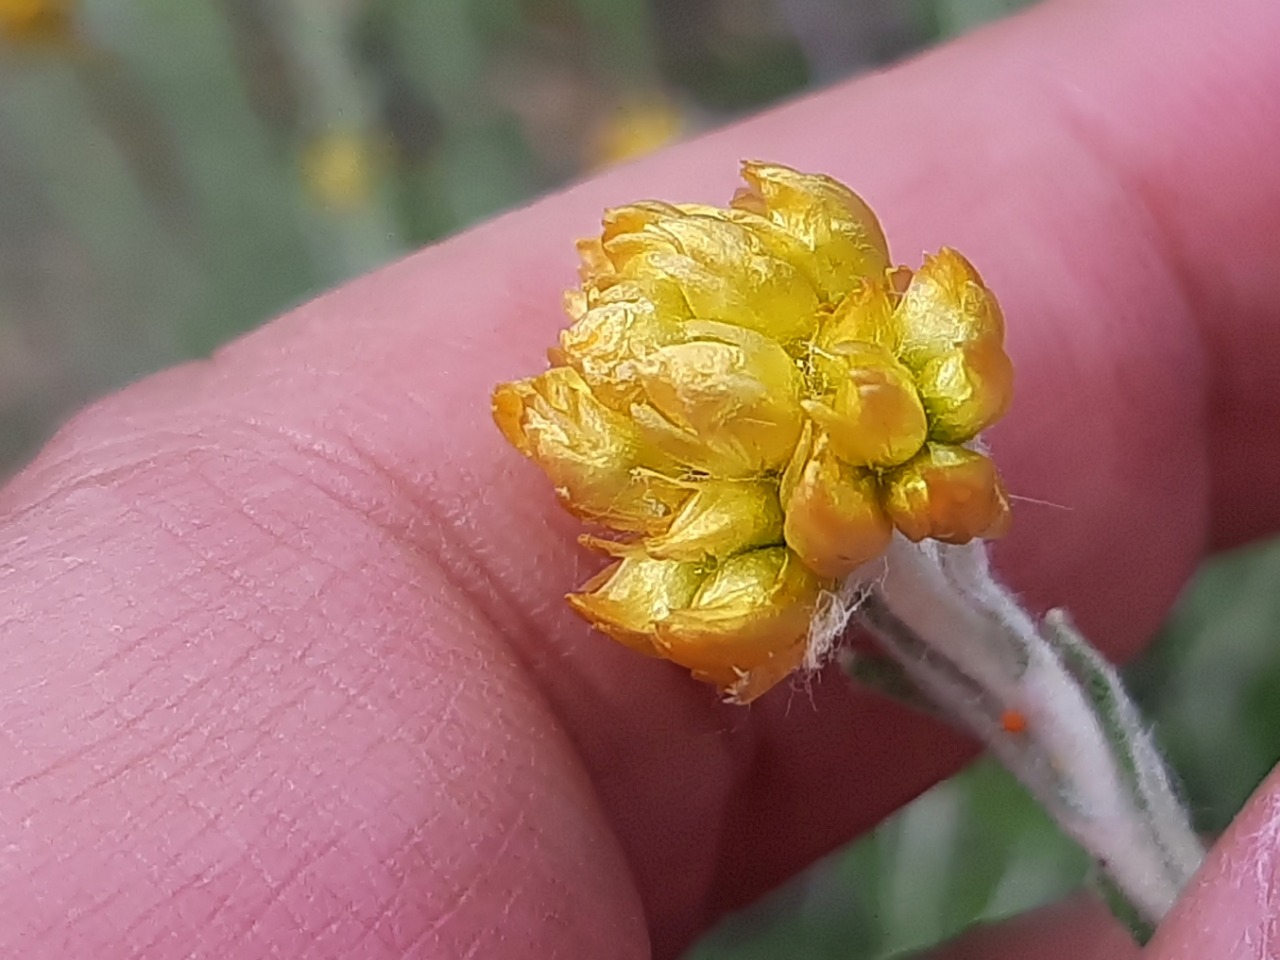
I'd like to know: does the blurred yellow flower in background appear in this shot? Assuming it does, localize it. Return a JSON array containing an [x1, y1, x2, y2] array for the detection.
[[300, 130, 380, 212], [588, 97, 684, 170], [0, 0, 72, 45], [494, 162, 1013, 701]]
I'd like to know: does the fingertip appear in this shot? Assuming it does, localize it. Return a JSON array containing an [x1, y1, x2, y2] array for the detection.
[[1147, 764, 1280, 959]]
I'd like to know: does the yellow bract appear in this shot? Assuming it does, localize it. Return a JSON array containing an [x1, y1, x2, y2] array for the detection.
[[643, 478, 783, 563], [801, 341, 928, 469], [493, 162, 1014, 701], [634, 321, 805, 477], [492, 367, 687, 534], [882, 443, 1011, 544], [781, 426, 893, 580]]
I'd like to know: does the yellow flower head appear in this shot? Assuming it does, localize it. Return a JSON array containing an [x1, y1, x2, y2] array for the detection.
[[493, 162, 1013, 701]]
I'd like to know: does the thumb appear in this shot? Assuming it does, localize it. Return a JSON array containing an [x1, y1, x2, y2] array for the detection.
[[1147, 764, 1280, 958], [928, 766, 1280, 958]]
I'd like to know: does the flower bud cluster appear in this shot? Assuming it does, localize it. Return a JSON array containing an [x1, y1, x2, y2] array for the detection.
[[494, 162, 1013, 700]]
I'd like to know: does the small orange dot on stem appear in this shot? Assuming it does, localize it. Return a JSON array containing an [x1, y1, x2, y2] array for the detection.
[[1000, 709, 1028, 734]]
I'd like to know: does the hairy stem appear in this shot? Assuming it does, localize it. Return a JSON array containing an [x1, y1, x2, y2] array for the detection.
[[819, 537, 1204, 939]]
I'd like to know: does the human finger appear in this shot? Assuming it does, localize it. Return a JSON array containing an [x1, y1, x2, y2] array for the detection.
[[2, 0, 1278, 956]]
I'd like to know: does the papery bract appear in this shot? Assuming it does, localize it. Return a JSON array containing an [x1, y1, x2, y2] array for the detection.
[[883, 443, 1011, 544]]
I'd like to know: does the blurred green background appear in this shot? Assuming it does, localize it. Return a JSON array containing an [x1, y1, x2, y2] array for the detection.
[[1, 1, 1276, 957]]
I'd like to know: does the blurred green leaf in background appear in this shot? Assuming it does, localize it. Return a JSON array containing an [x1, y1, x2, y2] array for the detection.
[[1, 1, 1277, 957]]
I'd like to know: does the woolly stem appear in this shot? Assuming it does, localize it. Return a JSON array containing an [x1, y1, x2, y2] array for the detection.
[[821, 537, 1204, 940]]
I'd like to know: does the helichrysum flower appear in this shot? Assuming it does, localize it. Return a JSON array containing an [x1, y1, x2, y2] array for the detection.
[[493, 161, 1013, 702]]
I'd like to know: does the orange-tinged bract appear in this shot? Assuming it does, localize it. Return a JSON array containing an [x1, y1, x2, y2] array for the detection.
[[493, 162, 1014, 701], [883, 443, 1011, 544], [781, 428, 894, 579]]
